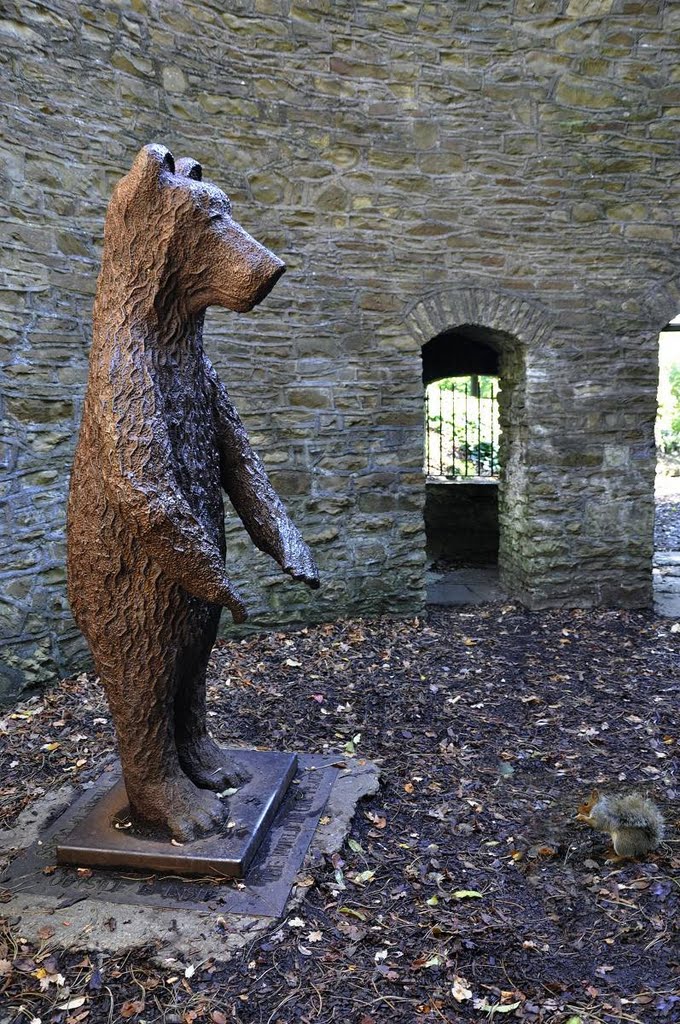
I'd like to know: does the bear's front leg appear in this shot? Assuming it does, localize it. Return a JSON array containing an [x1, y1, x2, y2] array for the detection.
[[271, 518, 320, 589], [204, 355, 320, 590]]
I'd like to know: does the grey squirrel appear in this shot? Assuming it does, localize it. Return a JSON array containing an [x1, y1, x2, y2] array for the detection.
[[576, 791, 665, 860]]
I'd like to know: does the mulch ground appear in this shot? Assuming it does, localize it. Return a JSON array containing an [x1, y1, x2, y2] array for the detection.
[[1, 605, 679, 1024]]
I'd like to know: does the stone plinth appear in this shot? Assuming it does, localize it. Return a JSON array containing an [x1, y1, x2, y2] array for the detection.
[[56, 750, 297, 879]]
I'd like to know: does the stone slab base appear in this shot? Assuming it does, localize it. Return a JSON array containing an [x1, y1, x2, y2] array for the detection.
[[0, 756, 379, 962], [2, 752, 343, 919], [56, 750, 297, 879]]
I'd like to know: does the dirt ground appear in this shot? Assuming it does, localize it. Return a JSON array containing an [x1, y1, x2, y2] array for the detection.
[[1, 605, 679, 1023]]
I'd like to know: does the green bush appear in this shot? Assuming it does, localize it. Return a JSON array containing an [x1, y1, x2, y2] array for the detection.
[[657, 363, 680, 455]]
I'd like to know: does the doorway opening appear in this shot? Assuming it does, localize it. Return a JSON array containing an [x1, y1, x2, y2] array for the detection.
[[406, 287, 551, 607], [654, 314, 680, 616], [422, 324, 509, 605]]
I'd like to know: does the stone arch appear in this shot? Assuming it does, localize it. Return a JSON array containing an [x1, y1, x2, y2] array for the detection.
[[404, 286, 554, 354], [641, 274, 680, 332], [404, 286, 556, 602]]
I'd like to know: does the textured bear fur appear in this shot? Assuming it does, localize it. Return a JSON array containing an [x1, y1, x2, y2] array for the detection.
[[67, 144, 319, 841]]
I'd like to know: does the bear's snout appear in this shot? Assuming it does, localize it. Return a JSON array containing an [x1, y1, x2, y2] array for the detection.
[[250, 254, 286, 307], [212, 219, 286, 312]]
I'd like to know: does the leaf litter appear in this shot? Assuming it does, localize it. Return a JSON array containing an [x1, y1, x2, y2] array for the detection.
[[1, 604, 679, 1022]]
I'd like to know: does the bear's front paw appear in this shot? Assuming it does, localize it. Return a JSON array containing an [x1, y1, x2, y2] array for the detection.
[[229, 598, 248, 624], [280, 530, 320, 589], [212, 577, 248, 622]]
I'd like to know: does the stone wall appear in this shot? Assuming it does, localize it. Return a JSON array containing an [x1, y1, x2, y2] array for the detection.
[[1, 0, 679, 699]]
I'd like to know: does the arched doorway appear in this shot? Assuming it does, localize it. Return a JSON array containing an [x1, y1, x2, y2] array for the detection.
[[404, 286, 554, 606], [423, 327, 500, 567], [654, 313, 680, 616], [422, 323, 521, 603]]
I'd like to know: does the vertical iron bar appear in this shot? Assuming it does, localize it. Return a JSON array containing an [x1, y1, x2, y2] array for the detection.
[[425, 387, 429, 476], [477, 381, 482, 475], [438, 383, 443, 477], [451, 381, 456, 478], [449, 382, 454, 478], [490, 379, 494, 477], [494, 378, 499, 477], [464, 381, 469, 477], [495, 378, 499, 476]]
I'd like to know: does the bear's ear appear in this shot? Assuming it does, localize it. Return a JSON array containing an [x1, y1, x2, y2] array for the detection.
[[175, 157, 202, 181], [129, 144, 175, 185]]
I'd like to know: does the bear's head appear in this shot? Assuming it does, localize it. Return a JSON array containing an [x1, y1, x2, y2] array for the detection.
[[103, 143, 285, 315]]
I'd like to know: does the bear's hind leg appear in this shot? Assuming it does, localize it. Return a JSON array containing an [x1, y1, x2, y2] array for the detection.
[[97, 632, 227, 842], [174, 607, 252, 792]]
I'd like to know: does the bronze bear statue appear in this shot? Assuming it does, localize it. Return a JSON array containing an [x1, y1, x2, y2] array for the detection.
[[67, 144, 319, 841]]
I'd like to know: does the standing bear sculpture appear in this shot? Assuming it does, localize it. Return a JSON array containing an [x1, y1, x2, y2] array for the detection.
[[67, 144, 319, 842]]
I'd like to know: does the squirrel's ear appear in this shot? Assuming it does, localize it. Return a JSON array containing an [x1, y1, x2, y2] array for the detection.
[[175, 157, 202, 181], [129, 144, 175, 185], [590, 789, 599, 800]]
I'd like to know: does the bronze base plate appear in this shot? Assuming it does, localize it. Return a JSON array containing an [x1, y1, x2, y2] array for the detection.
[[2, 753, 339, 917], [56, 749, 297, 879]]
